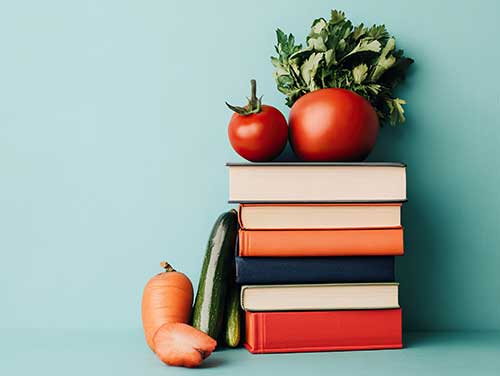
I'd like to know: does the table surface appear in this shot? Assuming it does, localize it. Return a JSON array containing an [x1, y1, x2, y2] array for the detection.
[[2, 330, 499, 375]]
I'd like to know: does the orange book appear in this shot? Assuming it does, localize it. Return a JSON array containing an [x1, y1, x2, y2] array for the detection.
[[245, 309, 403, 354], [238, 227, 404, 257]]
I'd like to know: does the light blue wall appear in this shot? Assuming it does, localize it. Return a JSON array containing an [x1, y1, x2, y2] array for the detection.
[[1, 0, 499, 331]]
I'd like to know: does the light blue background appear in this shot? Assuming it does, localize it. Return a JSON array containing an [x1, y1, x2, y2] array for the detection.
[[1, 0, 499, 334]]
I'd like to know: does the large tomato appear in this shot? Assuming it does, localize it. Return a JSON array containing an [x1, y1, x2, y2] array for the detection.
[[289, 88, 379, 161], [227, 80, 288, 162]]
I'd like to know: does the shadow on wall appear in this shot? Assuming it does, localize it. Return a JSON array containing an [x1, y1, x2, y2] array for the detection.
[[272, 64, 451, 330], [368, 64, 448, 331], [275, 143, 299, 162]]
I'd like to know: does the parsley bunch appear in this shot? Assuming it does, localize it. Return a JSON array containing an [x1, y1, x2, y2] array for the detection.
[[271, 10, 414, 125]]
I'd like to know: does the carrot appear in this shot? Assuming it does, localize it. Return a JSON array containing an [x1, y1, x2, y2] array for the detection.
[[141, 262, 217, 368], [141, 262, 193, 350], [153, 323, 217, 368]]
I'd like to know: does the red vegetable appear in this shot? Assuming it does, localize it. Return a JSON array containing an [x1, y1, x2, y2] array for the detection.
[[227, 80, 288, 162], [289, 88, 379, 161]]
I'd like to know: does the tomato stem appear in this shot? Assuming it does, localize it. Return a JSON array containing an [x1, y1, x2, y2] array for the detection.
[[250, 79, 257, 107], [225, 79, 262, 116]]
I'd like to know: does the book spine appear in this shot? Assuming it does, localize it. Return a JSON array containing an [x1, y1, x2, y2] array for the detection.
[[238, 229, 250, 257], [238, 228, 404, 257], [237, 204, 245, 229], [245, 309, 402, 354], [235, 256, 395, 285]]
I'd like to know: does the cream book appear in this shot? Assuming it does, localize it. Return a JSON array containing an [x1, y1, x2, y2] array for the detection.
[[240, 283, 399, 311], [238, 203, 401, 230], [228, 162, 406, 203]]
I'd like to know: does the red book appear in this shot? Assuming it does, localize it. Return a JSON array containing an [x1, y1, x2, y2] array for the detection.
[[244, 309, 402, 354], [238, 228, 404, 257]]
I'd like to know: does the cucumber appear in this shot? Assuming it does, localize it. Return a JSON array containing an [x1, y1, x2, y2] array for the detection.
[[224, 282, 241, 347], [192, 209, 238, 339]]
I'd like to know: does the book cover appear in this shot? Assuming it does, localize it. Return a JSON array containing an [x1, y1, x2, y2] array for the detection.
[[240, 283, 399, 311], [238, 203, 402, 230], [238, 227, 404, 257], [245, 309, 403, 354], [228, 162, 406, 203], [235, 255, 395, 284]]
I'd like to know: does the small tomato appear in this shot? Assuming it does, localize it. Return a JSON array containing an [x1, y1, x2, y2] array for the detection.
[[227, 80, 288, 162]]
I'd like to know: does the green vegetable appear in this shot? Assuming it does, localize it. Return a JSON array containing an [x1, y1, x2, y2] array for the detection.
[[223, 282, 242, 348], [271, 9, 414, 126], [192, 210, 239, 340]]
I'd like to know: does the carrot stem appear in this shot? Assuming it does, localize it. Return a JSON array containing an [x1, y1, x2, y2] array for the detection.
[[160, 261, 176, 272]]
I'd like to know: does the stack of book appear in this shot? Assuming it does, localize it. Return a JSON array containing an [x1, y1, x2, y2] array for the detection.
[[227, 162, 407, 353]]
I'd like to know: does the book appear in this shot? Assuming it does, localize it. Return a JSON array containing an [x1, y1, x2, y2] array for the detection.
[[228, 162, 406, 203], [238, 203, 401, 230], [244, 309, 402, 353], [238, 227, 404, 257], [235, 255, 395, 284], [240, 283, 399, 311]]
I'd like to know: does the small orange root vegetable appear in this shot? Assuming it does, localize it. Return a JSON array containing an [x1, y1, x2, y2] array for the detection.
[[142, 262, 194, 350], [153, 323, 217, 368], [141, 262, 217, 368]]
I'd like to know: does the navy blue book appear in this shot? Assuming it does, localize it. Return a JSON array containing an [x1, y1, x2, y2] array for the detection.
[[235, 256, 395, 285]]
